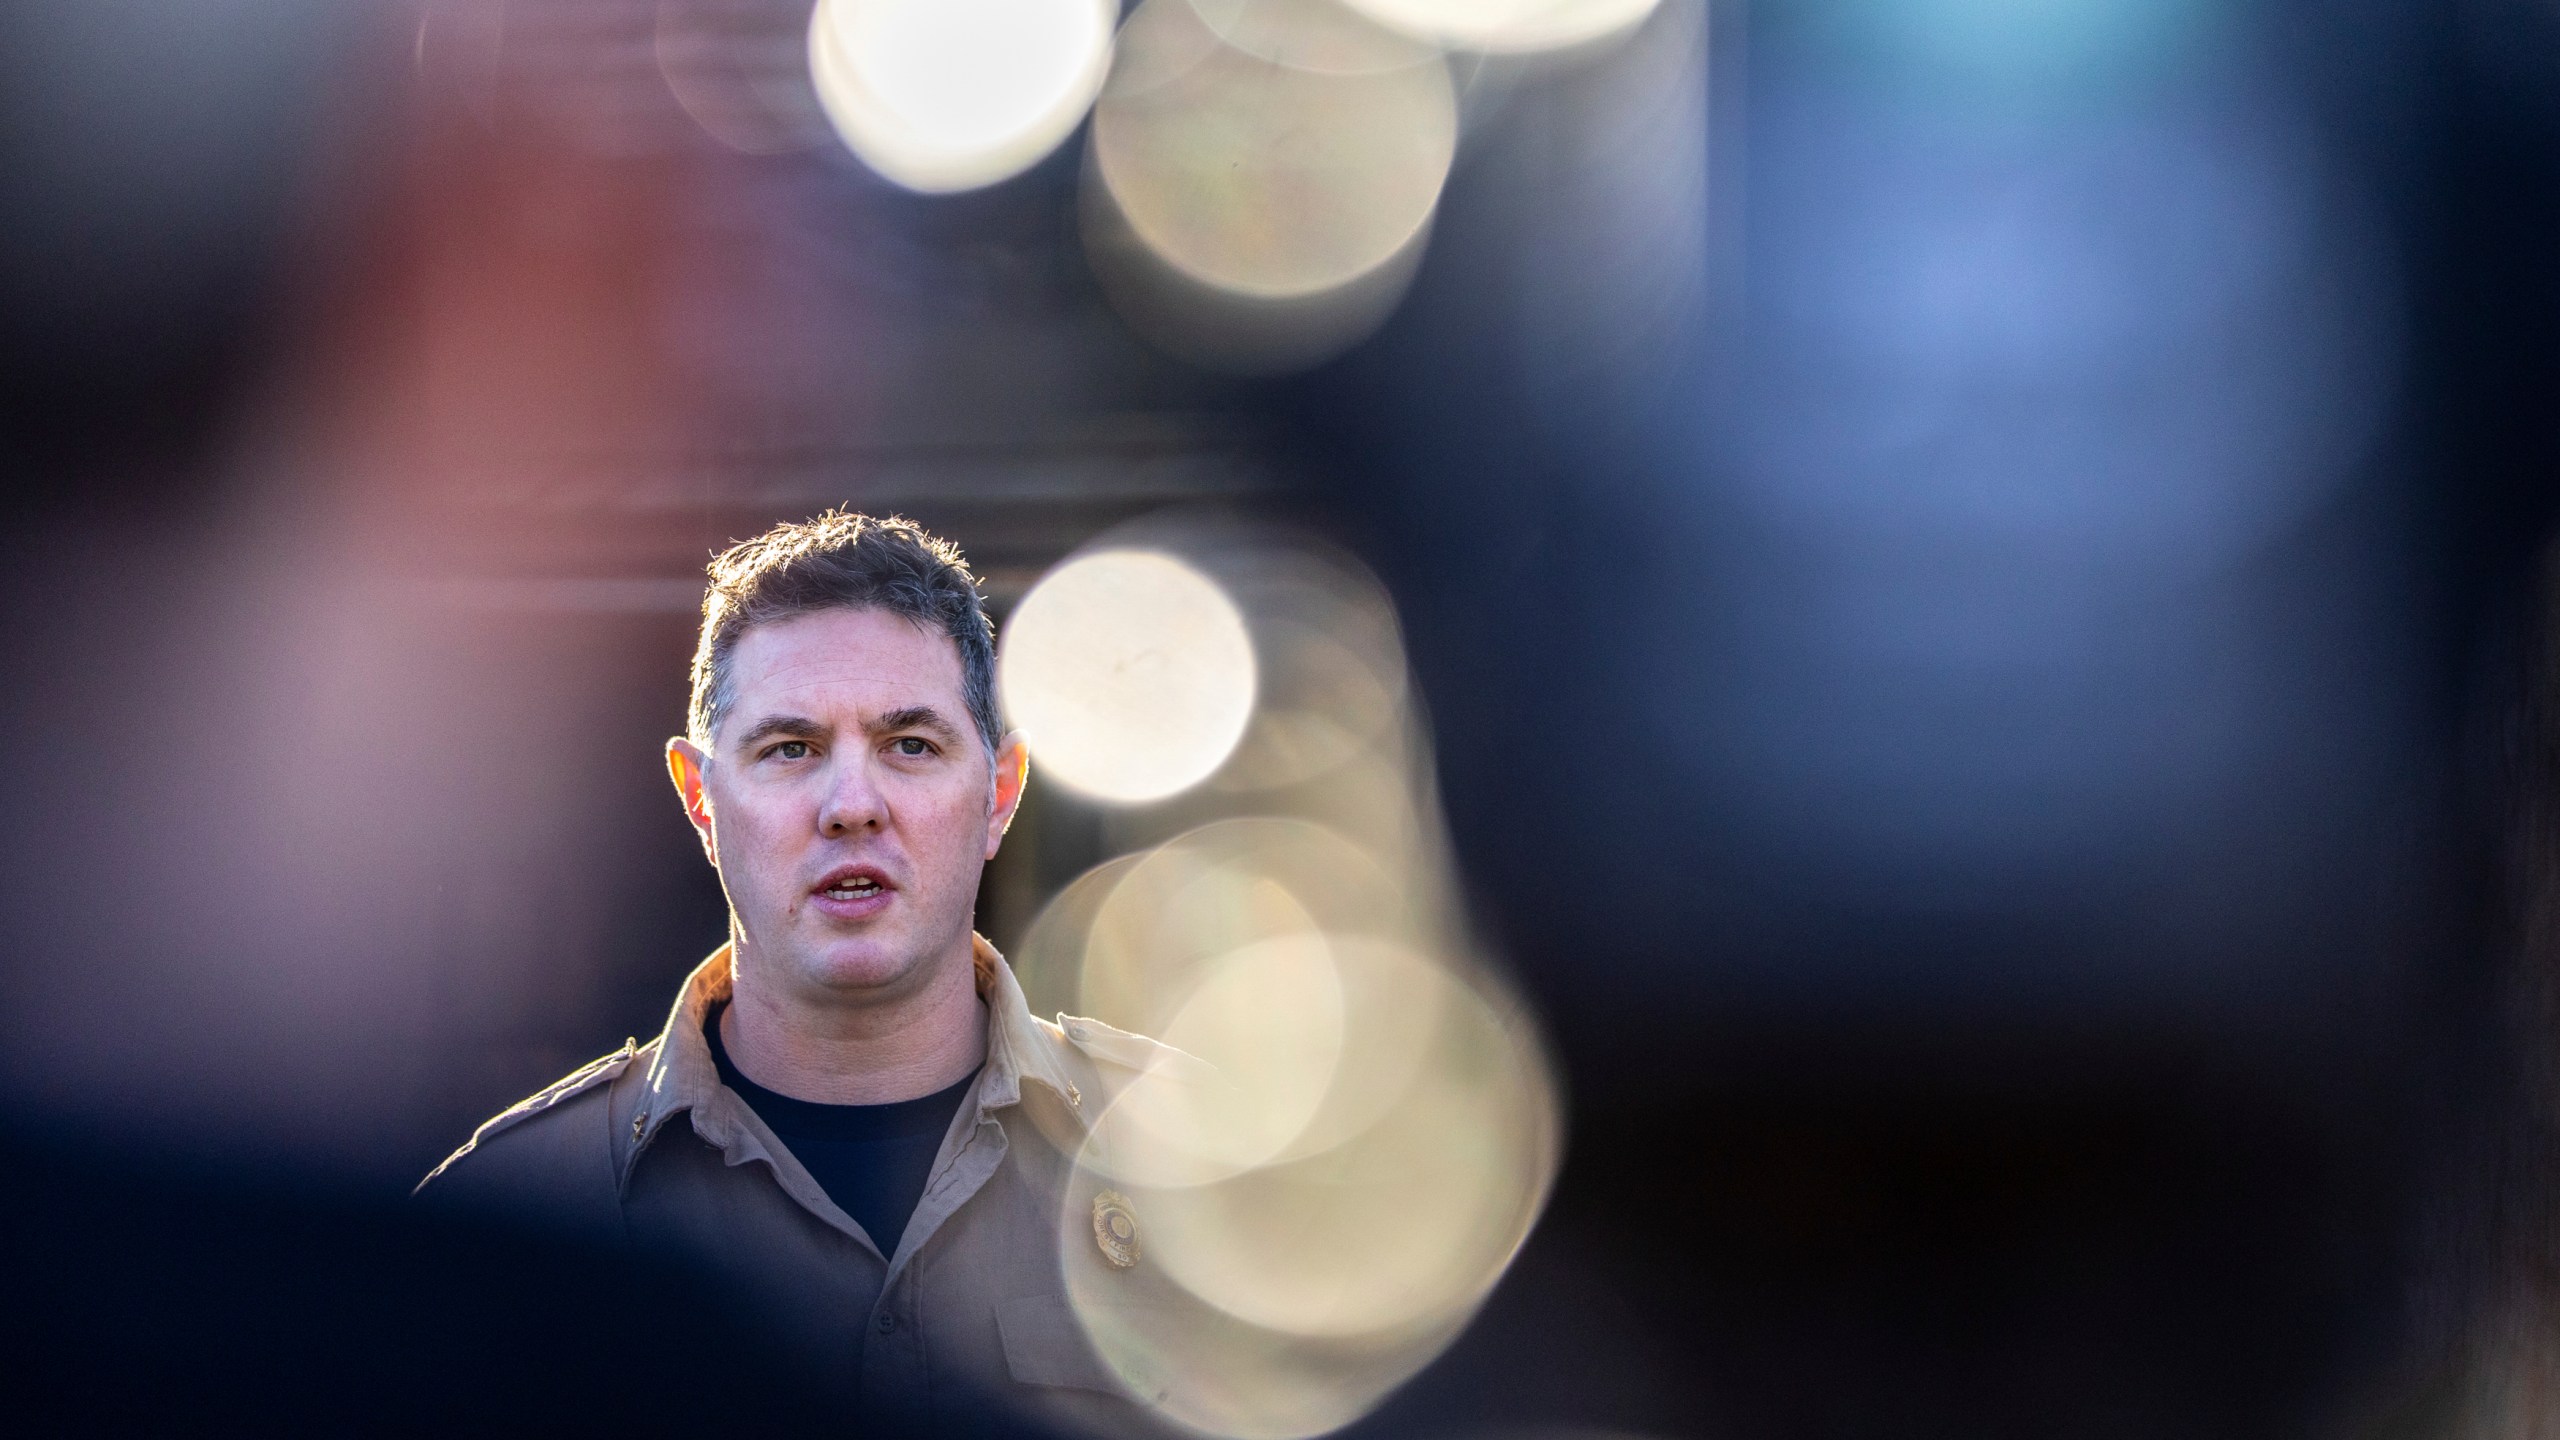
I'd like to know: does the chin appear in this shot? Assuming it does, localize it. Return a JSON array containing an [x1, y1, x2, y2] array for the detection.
[[797, 939, 928, 995]]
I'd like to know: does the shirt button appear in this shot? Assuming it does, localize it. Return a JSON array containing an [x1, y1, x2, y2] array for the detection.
[[876, 1312, 897, 1334]]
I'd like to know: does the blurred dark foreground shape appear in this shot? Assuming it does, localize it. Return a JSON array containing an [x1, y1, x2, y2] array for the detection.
[[0, 1122, 1042, 1436]]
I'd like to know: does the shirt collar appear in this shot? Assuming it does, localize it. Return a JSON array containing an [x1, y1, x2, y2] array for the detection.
[[973, 932, 1088, 1118], [623, 934, 1083, 1182]]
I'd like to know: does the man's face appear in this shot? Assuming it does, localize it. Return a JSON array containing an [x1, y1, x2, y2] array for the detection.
[[668, 607, 1027, 1008]]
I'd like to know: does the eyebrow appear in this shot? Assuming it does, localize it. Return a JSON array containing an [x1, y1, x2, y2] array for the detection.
[[869, 706, 963, 744], [733, 714, 826, 750]]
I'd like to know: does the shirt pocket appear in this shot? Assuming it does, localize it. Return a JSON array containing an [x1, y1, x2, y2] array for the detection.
[[994, 1294, 1168, 1402]]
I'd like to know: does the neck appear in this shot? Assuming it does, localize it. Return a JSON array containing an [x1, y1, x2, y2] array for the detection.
[[718, 937, 989, 1106]]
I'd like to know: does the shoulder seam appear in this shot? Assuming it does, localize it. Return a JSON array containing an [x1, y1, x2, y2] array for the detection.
[[1053, 1011, 1208, 1074], [414, 1039, 638, 1194]]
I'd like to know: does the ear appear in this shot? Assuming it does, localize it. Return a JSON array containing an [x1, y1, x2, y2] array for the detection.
[[666, 738, 718, 866], [984, 730, 1030, 860]]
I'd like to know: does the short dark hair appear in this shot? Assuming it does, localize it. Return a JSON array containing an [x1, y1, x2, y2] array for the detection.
[[688, 511, 1000, 757]]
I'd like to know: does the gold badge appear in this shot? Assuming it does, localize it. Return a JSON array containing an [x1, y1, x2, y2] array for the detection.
[[1091, 1190, 1140, 1270]]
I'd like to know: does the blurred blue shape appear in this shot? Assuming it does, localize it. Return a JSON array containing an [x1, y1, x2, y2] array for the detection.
[[1647, 41, 2401, 909], [1382, 3, 2417, 1009], [1767, 0, 2225, 109]]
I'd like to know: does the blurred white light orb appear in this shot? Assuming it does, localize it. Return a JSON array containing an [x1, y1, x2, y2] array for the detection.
[[1340, 0, 1662, 53], [807, 0, 1113, 193], [1090, 0, 1456, 300], [1002, 550, 1257, 804]]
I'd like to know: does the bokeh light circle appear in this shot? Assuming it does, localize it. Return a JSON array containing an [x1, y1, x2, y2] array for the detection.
[[1059, 949, 1564, 1437], [1090, 0, 1457, 300], [1093, 932, 1351, 1188], [1007, 523, 1565, 1440], [807, 0, 1114, 193], [1075, 819, 1417, 1036], [1183, 0, 1444, 73], [1340, 0, 1662, 53], [1136, 949, 1559, 1336], [1210, 545, 1411, 791], [656, 0, 835, 155], [1009, 852, 1144, 1024], [1002, 550, 1257, 804]]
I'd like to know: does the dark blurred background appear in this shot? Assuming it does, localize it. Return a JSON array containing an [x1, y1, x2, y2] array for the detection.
[[5, 0, 2560, 1435]]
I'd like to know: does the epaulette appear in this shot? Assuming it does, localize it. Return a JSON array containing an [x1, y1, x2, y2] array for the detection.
[[415, 1038, 639, 1192]]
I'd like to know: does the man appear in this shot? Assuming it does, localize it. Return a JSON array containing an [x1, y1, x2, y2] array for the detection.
[[420, 512, 1176, 1435]]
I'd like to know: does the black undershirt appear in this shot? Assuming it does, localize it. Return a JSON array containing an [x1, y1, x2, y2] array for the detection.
[[705, 1001, 979, 1258]]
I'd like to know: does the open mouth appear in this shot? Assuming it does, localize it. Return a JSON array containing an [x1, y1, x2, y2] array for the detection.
[[813, 867, 893, 904]]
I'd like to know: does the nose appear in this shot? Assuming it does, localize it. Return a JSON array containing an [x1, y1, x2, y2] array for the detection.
[[817, 754, 886, 837]]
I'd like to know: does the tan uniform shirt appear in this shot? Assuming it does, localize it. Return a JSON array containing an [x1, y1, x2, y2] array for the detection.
[[419, 937, 1178, 1436]]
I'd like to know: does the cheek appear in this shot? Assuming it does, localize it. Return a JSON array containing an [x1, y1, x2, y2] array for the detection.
[[711, 787, 808, 870], [894, 781, 989, 858]]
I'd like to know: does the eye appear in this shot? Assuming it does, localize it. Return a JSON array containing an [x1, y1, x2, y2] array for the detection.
[[891, 736, 936, 757], [768, 740, 810, 761]]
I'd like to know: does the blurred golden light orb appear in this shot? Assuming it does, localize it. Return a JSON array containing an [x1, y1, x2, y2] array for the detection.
[[1060, 944, 1564, 1438], [1001, 550, 1258, 804], [1137, 947, 1560, 1336], [1009, 852, 1144, 1023], [1073, 819, 1419, 1036], [1097, 932, 1352, 1188], [1088, 0, 1457, 301], [807, 0, 1114, 192]]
